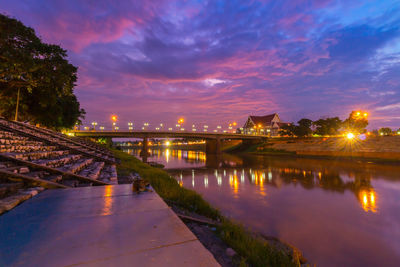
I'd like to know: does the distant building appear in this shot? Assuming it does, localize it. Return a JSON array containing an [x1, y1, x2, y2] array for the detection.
[[241, 113, 290, 136]]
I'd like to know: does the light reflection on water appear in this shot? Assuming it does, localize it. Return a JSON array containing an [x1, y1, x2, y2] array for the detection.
[[127, 148, 400, 267]]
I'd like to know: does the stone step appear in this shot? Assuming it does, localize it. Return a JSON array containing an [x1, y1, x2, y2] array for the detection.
[[32, 154, 83, 168], [59, 158, 94, 174], [5, 150, 70, 161], [0, 144, 56, 153], [98, 164, 118, 184], [3, 165, 30, 174], [0, 182, 24, 199], [78, 161, 105, 180]]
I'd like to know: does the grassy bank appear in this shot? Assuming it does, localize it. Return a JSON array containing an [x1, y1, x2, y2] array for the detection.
[[113, 149, 298, 267]]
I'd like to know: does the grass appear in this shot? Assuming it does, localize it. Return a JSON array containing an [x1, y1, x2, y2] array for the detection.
[[112, 149, 298, 267]]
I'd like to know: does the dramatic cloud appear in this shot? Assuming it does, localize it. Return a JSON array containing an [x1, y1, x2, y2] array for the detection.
[[1, 0, 400, 129]]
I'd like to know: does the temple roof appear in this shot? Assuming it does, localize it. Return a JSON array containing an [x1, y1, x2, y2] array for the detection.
[[248, 113, 277, 125]]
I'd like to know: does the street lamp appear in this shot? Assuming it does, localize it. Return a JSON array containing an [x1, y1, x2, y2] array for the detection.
[[91, 121, 97, 130], [111, 115, 117, 131], [99, 126, 105, 131]]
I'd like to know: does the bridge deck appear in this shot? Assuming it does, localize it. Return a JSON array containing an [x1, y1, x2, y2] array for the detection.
[[0, 184, 219, 267], [74, 130, 268, 139]]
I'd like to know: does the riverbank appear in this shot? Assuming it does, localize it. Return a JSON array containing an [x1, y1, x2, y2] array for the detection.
[[227, 136, 400, 163], [113, 149, 303, 267]]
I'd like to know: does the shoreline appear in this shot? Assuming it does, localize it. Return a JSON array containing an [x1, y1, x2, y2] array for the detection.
[[112, 149, 304, 267]]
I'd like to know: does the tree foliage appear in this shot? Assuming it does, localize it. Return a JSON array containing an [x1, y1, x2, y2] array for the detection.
[[378, 127, 392, 136], [342, 111, 368, 133], [0, 14, 85, 129], [313, 117, 342, 136], [279, 118, 312, 137]]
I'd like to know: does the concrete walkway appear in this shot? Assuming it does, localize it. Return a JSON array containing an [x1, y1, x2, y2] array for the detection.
[[0, 185, 220, 267]]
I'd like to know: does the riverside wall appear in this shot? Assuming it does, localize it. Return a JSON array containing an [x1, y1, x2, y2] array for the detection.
[[258, 136, 400, 160]]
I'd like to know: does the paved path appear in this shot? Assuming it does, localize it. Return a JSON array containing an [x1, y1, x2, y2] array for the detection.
[[0, 185, 220, 267]]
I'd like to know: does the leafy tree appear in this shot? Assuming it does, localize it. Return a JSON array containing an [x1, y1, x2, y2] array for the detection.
[[313, 117, 342, 136], [0, 14, 85, 129], [279, 123, 295, 136], [378, 128, 392, 136], [294, 118, 313, 137], [342, 111, 368, 133], [279, 118, 312, 137]]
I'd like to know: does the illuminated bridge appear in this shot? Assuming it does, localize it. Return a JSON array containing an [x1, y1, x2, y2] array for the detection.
[[73, 131, 267, 155]]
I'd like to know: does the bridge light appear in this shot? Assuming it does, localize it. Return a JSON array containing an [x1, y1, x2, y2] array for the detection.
[[178, 118, 184, 124], [204, 129, 207, 132], [128, 126, 133, 131], [168, 128, 173, 131], [181, 128, 185, 131], [176, 124, 180, 127], [111, 115, 117, 122], [233, 122, 237, 126], [192, 128, 196, 131], [84, 126, 89, 131], [99, 126, 105, 131], [217, 125, 221, 129], [213, 130, 218, 132], [142, 127, 145, 130], [115, 126, 119, 131], [155, 127, 160, 130], [204, 125, 208, 128], [223, 130, 227, 133]]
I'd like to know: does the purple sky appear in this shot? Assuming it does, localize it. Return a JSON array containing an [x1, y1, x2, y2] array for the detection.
[[2, 0, 400, 130]]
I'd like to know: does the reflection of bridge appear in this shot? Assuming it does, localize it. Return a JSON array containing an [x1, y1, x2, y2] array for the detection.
[[73, 131, 267, 155]]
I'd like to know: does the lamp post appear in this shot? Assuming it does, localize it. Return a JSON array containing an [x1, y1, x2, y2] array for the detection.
[[91, 121, 97, 131], [111, 115, 117, 131], [128, 122, 133, 132]]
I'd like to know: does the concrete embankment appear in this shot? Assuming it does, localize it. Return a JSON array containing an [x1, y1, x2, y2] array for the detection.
[[252, 136, 400, 161]]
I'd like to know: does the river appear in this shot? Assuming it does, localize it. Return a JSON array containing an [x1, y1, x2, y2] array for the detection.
[[125, 147, 400, 267]]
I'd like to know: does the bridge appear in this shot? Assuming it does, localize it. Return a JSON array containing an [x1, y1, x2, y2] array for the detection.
[[73, 131, 267, 155]]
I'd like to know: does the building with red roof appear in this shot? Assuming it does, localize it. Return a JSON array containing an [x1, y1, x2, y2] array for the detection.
[[241, 113, 290, 136]]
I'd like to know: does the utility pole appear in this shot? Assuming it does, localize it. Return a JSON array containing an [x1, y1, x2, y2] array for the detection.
[[14, 88, 20, 121]]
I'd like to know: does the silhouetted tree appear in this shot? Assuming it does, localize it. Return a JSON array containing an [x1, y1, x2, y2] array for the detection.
[[0, 14, 85, 129], [378, 127, 392, 136], [294, 118, 313, 137], [313, 117, 342, 136], [342, 111, 368, 133], [279, 118, 312, 137]]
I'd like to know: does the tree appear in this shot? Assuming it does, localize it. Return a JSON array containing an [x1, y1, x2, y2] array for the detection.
[[378, 128, 392, 136], [0, 14, 85, 129], [279, 118, 312, 137], [342, 111, 368, 133], [294, 118, 313, 137], [313, 117, 342, 136], [279, 123, 295, 136]]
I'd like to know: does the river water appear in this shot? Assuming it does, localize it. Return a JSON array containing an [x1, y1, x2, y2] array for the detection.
[[126, 148, 400, 267]]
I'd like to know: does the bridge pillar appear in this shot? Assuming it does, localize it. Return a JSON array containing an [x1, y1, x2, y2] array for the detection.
[[140, 137, 149, 158], [206, 137, 221, 155], [104, 137, 113, 148], [242, 139, 263, 148]]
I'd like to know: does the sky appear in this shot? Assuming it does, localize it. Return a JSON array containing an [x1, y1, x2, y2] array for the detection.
[[1, 0, 400, 130]]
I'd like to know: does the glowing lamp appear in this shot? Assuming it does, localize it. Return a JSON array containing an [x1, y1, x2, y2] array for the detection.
[[347, 133, 355, 140]]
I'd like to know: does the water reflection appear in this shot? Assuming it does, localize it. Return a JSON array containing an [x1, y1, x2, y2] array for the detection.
[[176, 166, 379, 213], [101, 185, 113, 216], [127, 148, 400, 266]]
